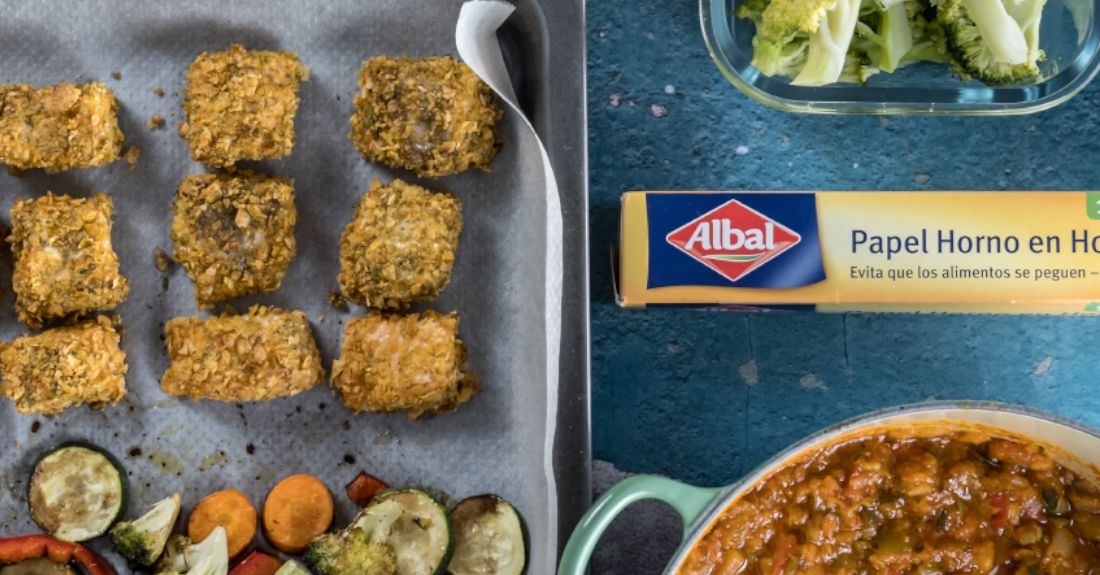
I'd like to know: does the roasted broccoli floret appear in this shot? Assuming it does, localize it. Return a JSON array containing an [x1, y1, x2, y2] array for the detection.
[[749, 0, 866, 85], [154, 526, 229, 575], [110, 493, 182, 569], [937, 0, 1047, 85], [156, 534, 192, 573], [303, 528, 396, 575]]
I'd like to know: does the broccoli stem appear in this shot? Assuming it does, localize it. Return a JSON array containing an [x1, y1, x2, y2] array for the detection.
[[1005, 0, 1047, 61], [793, 0, 864, 86], [876, 0, 908, 9], [878, 1, 914, 72], [1065, 0, 1093, 44], [960, 0, 1029, 64]]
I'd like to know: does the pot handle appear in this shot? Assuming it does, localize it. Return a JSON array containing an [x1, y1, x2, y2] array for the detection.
[[557, 475, 724, 575]]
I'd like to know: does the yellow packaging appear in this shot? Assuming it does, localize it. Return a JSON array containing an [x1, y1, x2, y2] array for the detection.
[[617, 191, 1100, 313]]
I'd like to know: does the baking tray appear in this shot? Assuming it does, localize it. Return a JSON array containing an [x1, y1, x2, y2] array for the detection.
[[0, 1, 590, 573]]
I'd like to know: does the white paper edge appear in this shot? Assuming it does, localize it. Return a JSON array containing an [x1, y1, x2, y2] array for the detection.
[[457, 1, 564, 570]]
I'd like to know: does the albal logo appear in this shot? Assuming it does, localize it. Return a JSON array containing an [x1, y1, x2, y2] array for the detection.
[[665, 199, 801, 283]]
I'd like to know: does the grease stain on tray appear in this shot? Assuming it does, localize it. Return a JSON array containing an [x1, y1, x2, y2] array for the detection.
[[200, 450, 229, 471], [302, 432, 326, 445], [374, 430, 395, 445], [148, 451, 183, 475]]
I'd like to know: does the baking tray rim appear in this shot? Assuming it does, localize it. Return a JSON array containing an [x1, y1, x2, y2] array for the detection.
[[538, 0, 592, 563]]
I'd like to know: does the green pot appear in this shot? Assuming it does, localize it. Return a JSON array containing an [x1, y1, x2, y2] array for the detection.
[[558, 401, 1100, 575]]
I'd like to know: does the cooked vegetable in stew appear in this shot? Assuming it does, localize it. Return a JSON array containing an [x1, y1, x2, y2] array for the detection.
[[678, 429, 1100, 575]]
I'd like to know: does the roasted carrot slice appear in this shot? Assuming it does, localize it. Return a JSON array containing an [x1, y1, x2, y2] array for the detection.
[[345, 471, 388, 507], [262, 474, 334, 554], [188, 489, 257, 558]]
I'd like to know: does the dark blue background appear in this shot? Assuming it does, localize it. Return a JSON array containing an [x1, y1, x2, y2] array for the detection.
[[589, 0, 1100, 485], [586, 1, 1100, 572], [646, 193, 825, 288]]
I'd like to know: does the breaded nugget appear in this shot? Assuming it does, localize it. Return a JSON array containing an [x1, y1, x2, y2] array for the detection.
[[331, 311, 479, 419], [161, 306, 323, 402], [0, 316, 127, 415], [172, 171, 297, 309], [338, 179, 462, 308], [180, 44, 309, 167], [9, 192, 129, 329], [349, 56, 501, 177], [0, 82, 123, 173]]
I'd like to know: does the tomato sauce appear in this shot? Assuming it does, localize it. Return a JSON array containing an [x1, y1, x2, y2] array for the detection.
[[678, 429, 1100, 575]]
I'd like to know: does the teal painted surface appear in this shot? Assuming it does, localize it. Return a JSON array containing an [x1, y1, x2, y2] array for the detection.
[[587, 0, 1100, 491]]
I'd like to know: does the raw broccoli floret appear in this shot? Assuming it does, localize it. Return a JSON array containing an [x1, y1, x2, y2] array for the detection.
[[303, 528, 396, 575], [937, 0, 1046, 85], [155, 526, 229, 575], [853, 0, 916, 72], [110, 493, 182, 569], [739, 0, 883, 83], [853, 0, 956, 74], [901, 10, 952, 66], [796, 0, 865, 85], [840, 49, 882, 83], [736, 0, 772, 23], [748, 0, 865, 85], [1065, 0, 1093, 44], [737, 0, 1050, 86]]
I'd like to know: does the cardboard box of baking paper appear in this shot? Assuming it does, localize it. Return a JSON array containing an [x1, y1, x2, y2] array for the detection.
[[617, 191, 1100, 313]]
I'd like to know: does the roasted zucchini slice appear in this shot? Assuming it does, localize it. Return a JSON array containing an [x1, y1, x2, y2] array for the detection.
[[447, 495, 526, 575], [28, 443, 127, 542], [0, 557, 77, 575], [353, 489, 453, 575]]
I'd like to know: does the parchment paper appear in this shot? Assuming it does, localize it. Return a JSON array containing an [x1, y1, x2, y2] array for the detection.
[[0, 2, 563, 574], [457, 3, 563, 571]]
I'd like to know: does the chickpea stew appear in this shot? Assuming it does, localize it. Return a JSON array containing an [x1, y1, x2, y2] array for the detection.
[[678, 427, 1100, 575]]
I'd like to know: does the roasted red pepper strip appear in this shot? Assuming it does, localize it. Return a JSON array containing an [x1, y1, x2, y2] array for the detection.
[[0, 534, 114, 575], [229, 551, 282, 575], [345, 471, 388, 506]]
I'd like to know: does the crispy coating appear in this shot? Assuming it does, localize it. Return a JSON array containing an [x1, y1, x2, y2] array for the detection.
[[161, 306, 323, 402], [171, 171, 298, 309], [0, 316, 128, 415], [331, 311, 479, 419], [349, 56, 501, 177], [123, 145, 140, 171], [9, 192, 129, 329], [180, 44, 309, 167], [0, 82, 123, 172], [338, 179, 462, 309]]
